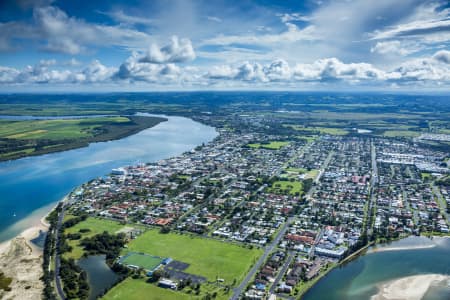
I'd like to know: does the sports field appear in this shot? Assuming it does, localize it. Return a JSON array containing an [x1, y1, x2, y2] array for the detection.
[[102, 278, 194, 300], [119, 252, 163, 271], [124, 230, 263, 283]]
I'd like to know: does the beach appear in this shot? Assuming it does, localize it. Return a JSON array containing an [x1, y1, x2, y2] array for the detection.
[[371, 274, 448, 300], [0, 210, 50, 299]]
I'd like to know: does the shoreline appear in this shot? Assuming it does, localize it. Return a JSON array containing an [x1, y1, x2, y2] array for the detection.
[[0, 197, 65, 300], [371, 274, 449, 300], [300, 235, 449, 298]]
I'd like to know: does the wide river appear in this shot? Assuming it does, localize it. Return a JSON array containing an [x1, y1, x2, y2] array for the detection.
[[0, 114, 217, 242]]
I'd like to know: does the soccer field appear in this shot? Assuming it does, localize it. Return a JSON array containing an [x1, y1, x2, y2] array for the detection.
[[119, 252, 163, 271]]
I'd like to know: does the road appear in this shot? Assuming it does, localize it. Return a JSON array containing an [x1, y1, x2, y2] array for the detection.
[[54, 202, 66, 300], [366, 141, 377, 238], [230, 217, 294, 300], [269, 251, 295, 295], [432, 185, 450, 223]]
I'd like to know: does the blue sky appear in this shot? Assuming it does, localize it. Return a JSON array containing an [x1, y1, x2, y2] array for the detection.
[[0, 0, 449, 91]]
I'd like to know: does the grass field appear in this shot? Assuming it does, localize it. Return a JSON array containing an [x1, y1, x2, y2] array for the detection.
[[119, 252, 163, 271], [382, 130, 421, 138], [102, 278, 197, 300], [125, 230, 262, 283], [288, 125, 348, 135], [63, 217, 127, 259], [247, 141, 289, 150], [268, 180, 303, 195]]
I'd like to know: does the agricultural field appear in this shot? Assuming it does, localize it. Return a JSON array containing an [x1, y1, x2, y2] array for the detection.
[[63, 217, 128, 259], [124, 230, 262, 284], [268, 180, 304, 196], [0, 115, 166, 161], [247, 141, 289, 150], [382, 130, 422, 138]]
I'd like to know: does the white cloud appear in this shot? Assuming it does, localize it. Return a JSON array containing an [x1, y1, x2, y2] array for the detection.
[[370, 1, 450, 43], [207, 16, 222, 23], [0, 5, 153, 54], [432, 50, 450, 64], [1, 50, 450, 88], [278, 13, 311, 23], [115, 53, 182, 83], [81, 60, 117, 83], [102, 10, 154, 26], [370, 41, 419, 56], [139, 36, 196, 64]]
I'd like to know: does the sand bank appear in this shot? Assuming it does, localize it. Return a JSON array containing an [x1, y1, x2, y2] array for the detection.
[[0, 209, 51, 299], [371, 274, 448, 300]]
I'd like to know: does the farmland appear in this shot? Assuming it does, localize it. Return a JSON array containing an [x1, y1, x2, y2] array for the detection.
[[0, 115, 166, 161]]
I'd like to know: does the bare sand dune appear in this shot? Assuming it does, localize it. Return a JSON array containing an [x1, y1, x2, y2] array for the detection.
[[0, 224, 47, 300], [371, 274, 448, 300]]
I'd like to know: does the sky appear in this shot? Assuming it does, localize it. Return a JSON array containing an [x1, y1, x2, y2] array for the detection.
[[0, 0, 450, 92]]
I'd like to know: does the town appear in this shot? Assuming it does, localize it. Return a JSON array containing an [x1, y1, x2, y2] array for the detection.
[[49, 111, 450, 300]]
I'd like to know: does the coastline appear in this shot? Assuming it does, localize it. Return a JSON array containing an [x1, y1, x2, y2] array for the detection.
[[0, 198, 61, 300], [371, 274, 449, 300], [301, 235, 450, 299]]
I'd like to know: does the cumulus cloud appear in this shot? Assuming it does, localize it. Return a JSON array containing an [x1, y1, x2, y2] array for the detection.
[[139, 36, 196, 64], [1, 50, 450, 88], [0, 60, 116, 84], [206, 58, 387, 83]]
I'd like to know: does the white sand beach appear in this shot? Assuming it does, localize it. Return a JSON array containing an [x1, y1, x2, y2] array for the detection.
[[0, 202, 58, 300], [371, 274, 448, 300]]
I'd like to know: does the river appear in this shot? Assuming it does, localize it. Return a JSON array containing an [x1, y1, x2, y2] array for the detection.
[[303, 236, 450, 300], [0, 114, 217, 242]]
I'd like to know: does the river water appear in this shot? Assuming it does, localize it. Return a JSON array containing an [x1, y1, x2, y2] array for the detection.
[[303, 236, 450, 299], [0, 114, 217, 242]]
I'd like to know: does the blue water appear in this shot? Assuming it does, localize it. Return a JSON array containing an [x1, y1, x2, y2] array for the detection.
[[77, 255, 119, 300], [303, 237, 450, 300], [0, 114, 217, 242]]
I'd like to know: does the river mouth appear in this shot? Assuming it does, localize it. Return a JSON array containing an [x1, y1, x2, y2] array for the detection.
[[303, 236, 450, 300], [0, 114, 218, 242]]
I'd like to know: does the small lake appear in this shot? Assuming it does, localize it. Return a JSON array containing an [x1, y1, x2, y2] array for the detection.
[[77, 255, 119, 300], [303, 236, 450, 300], [0, 114, 218, 242]]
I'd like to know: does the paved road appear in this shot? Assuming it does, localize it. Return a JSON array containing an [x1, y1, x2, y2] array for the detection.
[[54, 203, 66, 300], [367, 141, 377, 237], [432, 185, 450, 223], [230, 217, 294, 300], [269, 251, 295, 294]]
